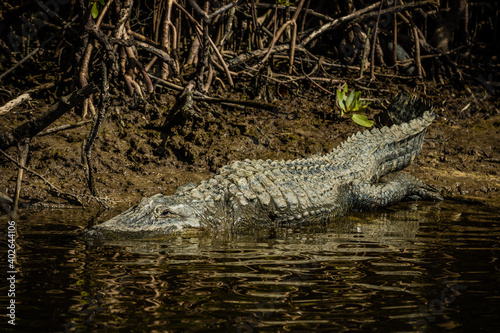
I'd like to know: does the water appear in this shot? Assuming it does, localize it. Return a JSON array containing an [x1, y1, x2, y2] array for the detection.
[[1, 200, 499, 332]]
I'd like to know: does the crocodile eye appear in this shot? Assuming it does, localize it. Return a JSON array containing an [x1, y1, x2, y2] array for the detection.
[[155, 207, 175, 217], [160, 210, 172, 217]]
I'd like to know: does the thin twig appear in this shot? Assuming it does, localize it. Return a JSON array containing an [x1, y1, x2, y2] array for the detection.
[[393, 12, 398, 71], [37, 121, 92, 137], [109, 37, 178, 75], [12, 138, 29, 212], [255, 0, 306, 69], [0, 147, 84, 206], [208, 0, 244, 21], [413, 23, 422, 78], [289, 21, 298, 75], [404, 10, 423, 78], [359, 28, 371, 78], [150, 75, 277, 112], [174, 1, 234, 86], [193, 95, 277, 112], [370, 0, 384, 81], [159, 0, 175, 79], [250, 0, 263, 49]]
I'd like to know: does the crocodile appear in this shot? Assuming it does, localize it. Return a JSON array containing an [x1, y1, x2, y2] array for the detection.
[[88, 93, 442, 239]]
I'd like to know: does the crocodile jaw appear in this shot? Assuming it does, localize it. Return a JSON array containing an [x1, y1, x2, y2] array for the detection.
[[91, 194, 203, 236]]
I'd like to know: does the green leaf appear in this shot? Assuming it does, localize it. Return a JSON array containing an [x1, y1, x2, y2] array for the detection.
[[354, 99, 360, 111], [354, 91, 361, 106], [336, 88, 342, 103], [346, 90, 355, 111], [351, 114, 374, 127], [339, 102, 345, 116], [91, 2, 99, 19], [336, 89, 345, 112]]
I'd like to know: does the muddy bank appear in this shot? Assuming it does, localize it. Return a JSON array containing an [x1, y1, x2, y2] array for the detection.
[[0, 80, 499, 216]]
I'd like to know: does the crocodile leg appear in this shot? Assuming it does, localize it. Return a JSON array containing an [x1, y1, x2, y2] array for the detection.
[[352, 172, 443, 210]]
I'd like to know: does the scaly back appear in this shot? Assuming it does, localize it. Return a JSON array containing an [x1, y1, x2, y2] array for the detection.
[[325, 93, 436, 181]]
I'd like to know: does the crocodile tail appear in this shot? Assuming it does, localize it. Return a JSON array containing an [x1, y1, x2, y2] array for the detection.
[[379, 92, 434, 126], [327, 108, 435, 181], [374, 111, 435, 180]]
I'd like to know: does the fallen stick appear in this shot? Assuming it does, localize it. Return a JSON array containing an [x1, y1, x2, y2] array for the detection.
[[0, 82, 55, 116], [37, 120, 92, 137], [0, 93, 31, 116], [0, 83, 98, 151], [194, 95, 278, 112]]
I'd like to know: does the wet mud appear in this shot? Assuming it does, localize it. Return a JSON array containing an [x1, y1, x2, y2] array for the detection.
[[0, 80, 498, 213]]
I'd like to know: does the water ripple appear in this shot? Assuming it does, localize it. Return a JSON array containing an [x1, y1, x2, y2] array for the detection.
[[4, 201, 499, 332]]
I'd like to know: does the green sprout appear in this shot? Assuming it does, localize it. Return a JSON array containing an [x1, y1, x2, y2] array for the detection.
[[276, 0, 296, 5], [90, 0, 106, 19], [336, 84, 373, 127]]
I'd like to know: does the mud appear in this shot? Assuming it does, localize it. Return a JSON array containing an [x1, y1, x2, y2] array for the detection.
[[0, 79, 499, 214]]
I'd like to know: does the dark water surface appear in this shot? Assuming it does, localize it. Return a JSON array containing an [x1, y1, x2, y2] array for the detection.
[[1, 200, 499, 332]]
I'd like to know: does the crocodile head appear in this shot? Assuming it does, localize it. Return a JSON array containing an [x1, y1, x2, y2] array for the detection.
[[87, 194, 205, 239]]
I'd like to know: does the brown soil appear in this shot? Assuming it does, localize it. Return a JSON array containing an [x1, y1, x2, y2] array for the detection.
[[1, 79, 499, 214]]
